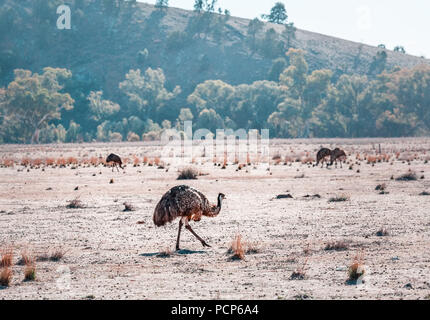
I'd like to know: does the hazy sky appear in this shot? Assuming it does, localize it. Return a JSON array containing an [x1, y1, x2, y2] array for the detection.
[[138, 0, 429, 58]]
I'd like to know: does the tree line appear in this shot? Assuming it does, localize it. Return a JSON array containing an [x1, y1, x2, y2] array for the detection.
[[1, 48, 429, 144]]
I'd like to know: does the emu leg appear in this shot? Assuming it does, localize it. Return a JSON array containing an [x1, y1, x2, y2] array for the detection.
[[176, 219, 183, 251], [116, 164, 120, 172], [185, 224, 211, 248]]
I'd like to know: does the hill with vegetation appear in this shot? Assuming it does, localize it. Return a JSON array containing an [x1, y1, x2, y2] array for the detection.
[[0, 0, 429, 143]]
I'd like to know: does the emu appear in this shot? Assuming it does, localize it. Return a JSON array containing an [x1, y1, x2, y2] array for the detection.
[[153, 185, 225, 251], [316, 148, 332, 168], [330, 148, 347, 168], [106, 153, 123, 172]]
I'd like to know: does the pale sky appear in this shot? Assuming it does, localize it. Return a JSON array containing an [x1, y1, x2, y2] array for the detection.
[[138, 0, 429, 58]]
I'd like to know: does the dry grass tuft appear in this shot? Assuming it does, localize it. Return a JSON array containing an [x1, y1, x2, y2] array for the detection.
[[228, 234, 245, 261], [375, 183, 387, 191], [395, 171, 418, 181], [49, 248, 67, 262], [0, 267, 13, 287], [347, 251, 366, 284], [0, 248, 13, 268], [328, 194, 350, 203], [66, 197, 85, 209], [23, 255, 36, 282], [245, 241, 262, 254], [324, 241, 349, 251], [290, 258, 308, 280], [177, 167, 199, 180], [123, 202, 135, 212], [376, 228, 389, 237]]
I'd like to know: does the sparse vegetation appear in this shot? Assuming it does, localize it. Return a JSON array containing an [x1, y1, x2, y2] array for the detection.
[[177, 167, 199, 180], [0, 248, 13, 268], [376, 228, 389, 237], [66, 198, 85, 209], [328, 195, 350, 203], [347, 251, 366, 285], [123, 202, 135, 212], [228, 234, 245, 261], [396, 171, 418, 181], [324, 241, 349, 251], [0, 267, 13, 287], [44, 248, 67, 262], [290, 259, 308, 280]]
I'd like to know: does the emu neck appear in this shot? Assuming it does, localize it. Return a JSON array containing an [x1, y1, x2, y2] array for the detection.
[[208, 196, 222, 217]]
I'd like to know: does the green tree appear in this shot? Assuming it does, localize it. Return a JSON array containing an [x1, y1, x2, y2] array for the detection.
[[0, 68, 74, 143], [194, 0, 204, 12], [119, 68, 180, 122], [196, 108, 224, 132], [268, 57, 287, 81], [394, 46, 406, 54], [187, 80, 235, 115], [87, 91, 120, 122], [282, 22, 296, 48], [247, 18, 264, 54], [262, 2, 288, 24], [155, 0, 169, 9]]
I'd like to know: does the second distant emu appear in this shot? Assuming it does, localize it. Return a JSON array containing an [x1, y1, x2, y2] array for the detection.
[[316, 148, 347, 168], [106, 153, 123, 172], [316, 148, 332, 168], [330, 148, 347, 168]]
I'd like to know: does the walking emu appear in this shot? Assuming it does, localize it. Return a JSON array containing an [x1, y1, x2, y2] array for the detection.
[[330, 148, 347, 168], [153, 185, 226, 251], [316, 148, 332, 168], [106, 153, 123, 172]]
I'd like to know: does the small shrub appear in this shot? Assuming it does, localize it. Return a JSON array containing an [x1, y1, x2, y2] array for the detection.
[[324, 241, 349, 251], [123, 202, 135, 212], [177, 167, 198, 180], [376, 228, 389, 237], [245, 242, 261, 254], [395, 171, 418, 181], [0, 267, 13, 287], [328, 195, 350, 203], [49, 248, 67, 262], [290, 259, 308, 280], [24, 263, 36, 281], [228, 234, 245, 261], [375, 183, 386, 191], [347, 251, 365, 284], [66, 198, 85, 209], [0, 248, 13, 268]]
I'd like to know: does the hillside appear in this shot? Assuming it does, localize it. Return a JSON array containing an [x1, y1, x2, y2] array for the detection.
[[0, 1, 427, 95], [0, 0, 429, 143]]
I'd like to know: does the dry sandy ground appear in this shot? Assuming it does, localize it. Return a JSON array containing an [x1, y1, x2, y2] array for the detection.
[[0, 138, 430, 300]]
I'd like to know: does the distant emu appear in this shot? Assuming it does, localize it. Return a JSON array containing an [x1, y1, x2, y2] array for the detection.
[[330, 148, 347, 168], [106, 153, 123, 172], [153, 185, 226, 251], [316, 148, 332, 168]]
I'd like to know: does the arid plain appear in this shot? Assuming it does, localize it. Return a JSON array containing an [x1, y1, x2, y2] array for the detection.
[[1, 138, 429, 300]]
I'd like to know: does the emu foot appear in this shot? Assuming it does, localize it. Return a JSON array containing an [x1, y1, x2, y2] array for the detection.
[[201, 241, 211, 248]]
